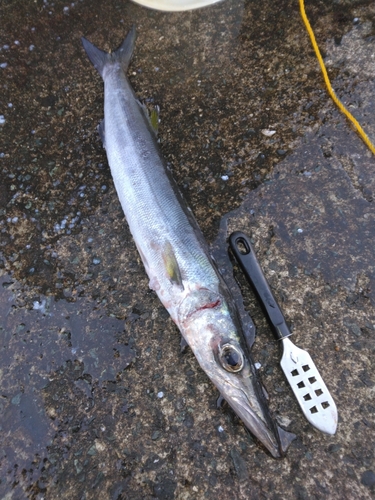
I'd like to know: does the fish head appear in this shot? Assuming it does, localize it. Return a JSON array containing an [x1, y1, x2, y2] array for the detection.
[[179, 288, 294, 458]]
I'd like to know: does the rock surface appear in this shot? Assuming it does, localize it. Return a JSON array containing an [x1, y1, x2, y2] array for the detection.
[[0, 0, 374, 498]]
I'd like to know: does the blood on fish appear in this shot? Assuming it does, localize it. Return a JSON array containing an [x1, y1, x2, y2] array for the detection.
[[196, 299, 221, 312]]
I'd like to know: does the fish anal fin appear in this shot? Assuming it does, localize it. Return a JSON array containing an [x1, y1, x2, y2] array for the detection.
[[162, 241, 183, 289]]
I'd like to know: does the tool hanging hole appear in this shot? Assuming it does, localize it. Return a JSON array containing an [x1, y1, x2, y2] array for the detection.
[[308, 376, 317, 384], [315, 389, 323, 397], [310, 406, 318, 414], [322, 401, 330, 409], [302, 364, 310, 372], [303, 393, 312, 401], [235, 237, 250, 255], [297, 381, 305, 388], [291, 369, 299, 376]]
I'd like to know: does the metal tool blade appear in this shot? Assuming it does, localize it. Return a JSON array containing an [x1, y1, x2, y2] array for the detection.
[[229, 231, 338, 434], [280, 337, 337, 434]]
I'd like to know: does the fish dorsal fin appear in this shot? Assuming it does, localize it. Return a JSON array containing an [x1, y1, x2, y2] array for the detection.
[[162, 241, 183, 289]]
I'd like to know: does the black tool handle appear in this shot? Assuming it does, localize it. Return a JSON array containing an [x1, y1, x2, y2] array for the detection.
[[229, 231, 292, 341]]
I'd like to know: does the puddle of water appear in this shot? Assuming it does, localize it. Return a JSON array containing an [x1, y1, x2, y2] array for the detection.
[[0, 273, 134, 494]]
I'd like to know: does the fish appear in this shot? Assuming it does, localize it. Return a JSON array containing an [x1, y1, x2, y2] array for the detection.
[[81, 27, 295, 458]]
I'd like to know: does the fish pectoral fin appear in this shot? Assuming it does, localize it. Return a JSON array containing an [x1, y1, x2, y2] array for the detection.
[[137, 100, 160, 136], [180, 335, 189, 353], [162, 241, 184, 290], [149, 105, 160, 135], [98, 119, 105, 148], [216, 394, 226, 409]]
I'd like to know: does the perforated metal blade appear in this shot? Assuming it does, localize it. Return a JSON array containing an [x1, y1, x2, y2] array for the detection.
[[280, 337, 337, 434]]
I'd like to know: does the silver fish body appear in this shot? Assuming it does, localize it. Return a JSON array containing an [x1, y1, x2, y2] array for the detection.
[[82, 27, 294, 458]]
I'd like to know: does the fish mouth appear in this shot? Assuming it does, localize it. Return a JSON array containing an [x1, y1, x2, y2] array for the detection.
[[180, 297, 296, 457], [224, 385, 295, 458], [234, 401, 284, 458]]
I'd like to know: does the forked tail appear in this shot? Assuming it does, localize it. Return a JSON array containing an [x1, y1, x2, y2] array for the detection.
[[81, 26, 136, 79]]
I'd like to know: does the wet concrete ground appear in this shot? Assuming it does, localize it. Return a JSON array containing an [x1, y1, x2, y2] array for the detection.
[[1, 0, 374, 498]]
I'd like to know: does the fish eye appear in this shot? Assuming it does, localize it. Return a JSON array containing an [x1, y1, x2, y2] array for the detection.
[[218, 343, 244, 373]]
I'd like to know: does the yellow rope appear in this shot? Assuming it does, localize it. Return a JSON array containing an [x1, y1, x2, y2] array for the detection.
[[299, 0, 375, 155]]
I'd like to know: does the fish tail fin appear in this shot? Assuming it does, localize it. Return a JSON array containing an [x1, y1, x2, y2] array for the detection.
[[81, 25, 136, 78], [81, 37, 109, 78], [113, 25, 136, 70]]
